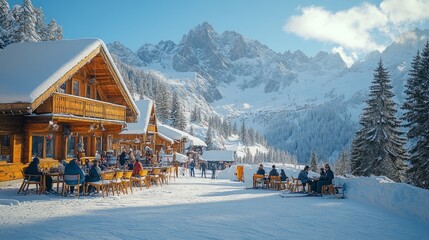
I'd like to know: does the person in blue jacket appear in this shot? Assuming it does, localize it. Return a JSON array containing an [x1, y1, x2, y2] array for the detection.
[[316, 164, 334, 194], [64, 158, 85, 194], [298, 165, 313, 193], [269, 165, 279, 177], [256, 164, 265, 175], [86, 160, 101, 193], [189, 161, 195, 177]]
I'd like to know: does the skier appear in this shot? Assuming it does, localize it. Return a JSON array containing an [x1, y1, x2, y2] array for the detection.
[[201, 161, 207, 178]]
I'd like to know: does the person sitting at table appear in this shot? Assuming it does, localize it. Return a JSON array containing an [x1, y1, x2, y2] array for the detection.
[[64, 159, 85, 194], [132, 159, 143, 177], [311, 167, 326, 194], [127, 160, 134, 170], [119, 149, 127, 166], [25, 157, 54, 193], [256, 164, 265, 175], [269, 165, 279, 177], [316, 164, 335, 195], [298, 166, 313, 193], [58, 159, 67, 174], [100, 157, 108, 171], [280, 169, 288, 181], [86, 160, 102, 193], [82, 158, 91, 173]]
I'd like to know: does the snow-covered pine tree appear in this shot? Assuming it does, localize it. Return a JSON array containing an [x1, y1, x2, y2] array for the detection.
[[10, 0, 40, 43], [155, 83, 171, 123], [190, 107, 197, 122], [47, 19, 63, 40], [205, 124, 214, 150], [240, 120, 248, 145], [402, 43, 429, 189], [171, 91, 186, 131], [34, 7, 48, 41], [232, 121, 238, 135], [189, 126, 194, 136], [351, 59, 407, 182], [334, 148, 351, 176], [0, 0, 11, 48], [248, 128, 255, 145], [309, 151, 318, 172]]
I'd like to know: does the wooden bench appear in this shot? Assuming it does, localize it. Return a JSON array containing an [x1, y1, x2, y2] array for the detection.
[[253, 174, 265, 188], [322, 184, 344, 198]]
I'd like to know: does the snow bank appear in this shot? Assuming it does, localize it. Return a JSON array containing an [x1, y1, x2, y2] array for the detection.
[[218, 164, 429, 222]]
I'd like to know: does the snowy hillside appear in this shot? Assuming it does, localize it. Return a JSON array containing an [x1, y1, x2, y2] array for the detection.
[[107, 24, 429, 163]]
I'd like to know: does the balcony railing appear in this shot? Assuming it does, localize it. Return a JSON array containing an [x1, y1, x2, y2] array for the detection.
[[48, 93, 126, 122]]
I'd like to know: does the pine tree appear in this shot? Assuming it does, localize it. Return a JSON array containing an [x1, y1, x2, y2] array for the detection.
[[171, 91, 186, 131], [351, 59, 407, 182], [155, 83, 171, 123], [403, 43, 429, 188], [334, 148, 351, 176], [232, 121, 238, 135], [10, 0, 40, 43], [47, 19, 63, 40], [205, 124, 214, 150], [34, 7, 48, 40], [0, 0, 11, 48], [309, 151, 318, 172], [240, 120, 248, 145]]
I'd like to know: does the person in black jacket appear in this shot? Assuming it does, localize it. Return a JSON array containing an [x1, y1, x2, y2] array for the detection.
[[24, 157, 53, 193], [201, 161, 207, 178], [280, 169, 288, 181], [269, 165, 279, 177], [316, 164, 334, 194], [86, 160, 102, 193], [119, 149, 127, 167], [256, 164, 265, 175]]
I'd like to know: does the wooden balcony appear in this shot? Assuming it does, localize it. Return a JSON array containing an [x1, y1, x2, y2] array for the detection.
[[37, 93, 126, 122]]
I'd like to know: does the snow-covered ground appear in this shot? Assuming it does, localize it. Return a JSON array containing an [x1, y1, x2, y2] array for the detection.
[[0, 166, 428, 240]]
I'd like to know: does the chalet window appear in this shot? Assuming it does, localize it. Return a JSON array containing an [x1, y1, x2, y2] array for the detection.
[[31, 136, 44, 158], [0, 135, 10, 162], [86, 84, 91, 98], [58, 82, 67, 93], [31, 135, 55, 159], [67, 136, 76, 158], [96, 137, 102, 153], [72, 80, 80, 96], [46, 135, 55, 158]]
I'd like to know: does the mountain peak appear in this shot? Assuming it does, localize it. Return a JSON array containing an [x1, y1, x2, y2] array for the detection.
[[181, 22, 217, 50]]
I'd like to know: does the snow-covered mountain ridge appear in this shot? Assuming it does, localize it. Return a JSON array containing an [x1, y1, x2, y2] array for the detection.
[[107, 23, 429, 163]]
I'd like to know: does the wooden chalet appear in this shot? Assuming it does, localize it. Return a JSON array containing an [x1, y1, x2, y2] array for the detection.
[[0, 39, 139, 181], [157, 124, 207, 155], [112, 98, 175, 160]]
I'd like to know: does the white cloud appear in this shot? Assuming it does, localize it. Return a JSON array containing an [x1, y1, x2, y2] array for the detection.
[[381, 0, 429, 24], [284, 0, 429, 64]]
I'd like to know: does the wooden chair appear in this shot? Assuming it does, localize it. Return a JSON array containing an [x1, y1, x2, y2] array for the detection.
[[18, 170, 43, 195], [321, 184, 335, 195], [159, 168, 168, 185], [122, 171, 133, 194], [85, 172, 114, 197], [62, 174, 83, 198], [131, 169, 150, 190], [170, 166, 176, 181], [290, 177, 303, 193], [149, 168, 161, 186], [269, 176, 282, 190], [111, 171, 125, 195], [253, 174, 265, 188]]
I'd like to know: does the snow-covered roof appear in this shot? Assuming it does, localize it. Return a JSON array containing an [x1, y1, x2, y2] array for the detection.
[[157, 132, 174, 144], [0, 39, 139, 116], [174, 152, 188, 163], [187, 134, 207, 147], [121, 99, 153, 134], [158, 124, 207, 147], [158, 124, 188, 140], [201, 150, 235, 162]]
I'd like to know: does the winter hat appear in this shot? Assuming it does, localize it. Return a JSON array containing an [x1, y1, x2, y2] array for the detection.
[[32, 157, 40, 164]]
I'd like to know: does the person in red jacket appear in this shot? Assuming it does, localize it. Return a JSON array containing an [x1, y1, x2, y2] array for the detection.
[[132, 159, 143, 177]]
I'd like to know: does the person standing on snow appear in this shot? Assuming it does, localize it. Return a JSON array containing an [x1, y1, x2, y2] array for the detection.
[[201, 161, 207, 178], [190, 161, 195, 177]]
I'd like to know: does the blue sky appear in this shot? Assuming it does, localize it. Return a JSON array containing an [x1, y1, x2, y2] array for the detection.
[[8, 0, 429, 64]]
